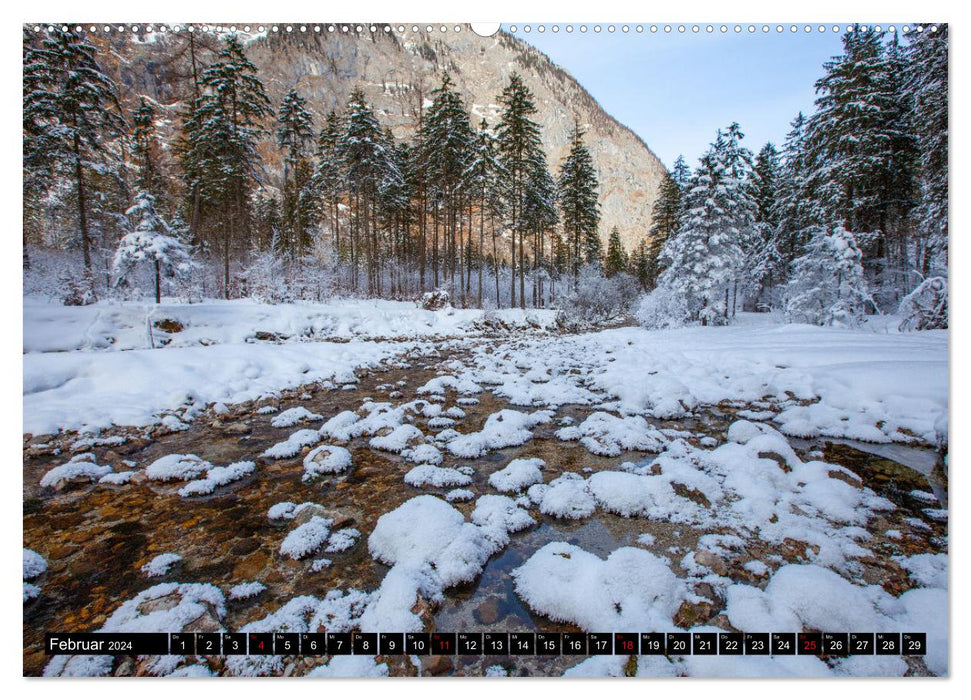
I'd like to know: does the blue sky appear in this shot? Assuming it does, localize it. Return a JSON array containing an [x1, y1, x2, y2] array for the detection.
[[515, 26, 848, 170]]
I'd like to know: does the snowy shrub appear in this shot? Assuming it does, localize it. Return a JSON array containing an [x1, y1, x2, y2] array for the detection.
[[785, 225, 873, 328], [898, 276, 947, 331], [556, 267, 636, 329], [240, 251, 292, 304], [635, 286, 690, 329], [59, 268, 99, 306], [113, 192, 195, 303], [418, 289, 451, 311]]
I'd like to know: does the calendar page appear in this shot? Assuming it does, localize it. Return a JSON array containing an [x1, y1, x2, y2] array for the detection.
[[22, 19, 948, 679]]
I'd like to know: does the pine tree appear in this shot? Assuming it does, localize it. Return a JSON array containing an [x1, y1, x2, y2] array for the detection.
[[557, 121, 601, 287], [907, 24, 948, 275], [497, 73, 545, 308], [522, 157, 558, 305], [656, 135, 747, 326], [277, 88, 315, 257], [313, 110, 345, 260], [178, 36, 272, 297], [132, 98, 163, 198], [806, 26, 918, 302], [747, 142, 784, 308], [604, 227, 628, 277], [785, 224, 872, 327], [23, 30, 126, 271], [644, 155, 688, 288], [340, 88, 389, 294], [466, 119, 502, 306], [114, 192, 194, 303], [419, 73, 474, 294]]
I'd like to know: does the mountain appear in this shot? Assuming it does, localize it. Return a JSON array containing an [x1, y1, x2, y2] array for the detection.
[[104, 25, 669, 251]]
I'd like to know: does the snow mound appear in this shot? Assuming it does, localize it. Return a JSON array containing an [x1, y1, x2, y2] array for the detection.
[[262, 428, 321, 459], [44, 582, 226, 677], [280, 516, 333, 560], [302, 445, 353, 480], [225, 589, 371, 676], [488, 457, 545, 493], [404, 465, 473, 489], [403, 443, 443, 465], [447, 409, 553, 458], [471, 495, 536, 543], [141, 553, 182, 577], [228, 581, 266, 600], [145, 454, 210, 481], [537, 473, 596, 519], [178, 461, 255, 497], [270, 406, 323, 428], [24, 549, 47, 580], [512, 542, 688, 631], [40, 454, 113, 489], [325, 528, 361, 553], [556, 411, 667, 456], [369, 424, 424, 453]]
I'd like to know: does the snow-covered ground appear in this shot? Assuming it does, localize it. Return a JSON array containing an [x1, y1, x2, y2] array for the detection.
[[25, 301, 948, 678], [22, 297, 556, 435]]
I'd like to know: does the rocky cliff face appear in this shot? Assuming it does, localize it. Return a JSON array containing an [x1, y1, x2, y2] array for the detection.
[[108, 26, 668, 251]]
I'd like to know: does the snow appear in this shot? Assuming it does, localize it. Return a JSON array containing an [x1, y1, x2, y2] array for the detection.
[[270, 406, 322, 427], [555, 411, 667, 456], [306, 656, 388, 677], [369, 424, 424, 452], [302, 445, 353, 480], [141, 553, 182, 577], [462, 319, 946, 445], [228, 581, 266, 600], [145, 453, 210, 481], [178, 461, 255, 497], [225, 590, 370, 676], [325, 528, 361, 553], [23, 549, 47, 580], [895, 553, 947, 589], [723, 563, 948, 674], [535, 473, 596, 519], [43, 582, 227, 677], [39, 454, 113, 488], [512, 542, 688, 631], [445, 488, 475, 502], [446, 409, 553, 458], [404, 465, 473, 488], [362, 495, 524, 632], [470, 495, 536, 542], [99, 470, 135, 485], [403, 443, 444, 465], [487, 457, 545, 493], [262, 428, 321, 459], [279, 516, 333, 559]]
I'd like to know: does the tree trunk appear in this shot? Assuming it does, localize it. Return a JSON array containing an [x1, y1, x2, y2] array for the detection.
[[73, 132, 91, 270], [155, 258, 161, 304]]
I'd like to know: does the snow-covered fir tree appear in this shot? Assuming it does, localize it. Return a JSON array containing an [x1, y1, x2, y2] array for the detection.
[[340, 89, 392, 294], [785, 224, 872, 327], [277, 88, 315, 257], [313, 111, 345, 259], [178, 36, 272, 298], [23, 29, 126, 271], [644, 155, 688, 288], [747, 142, 784, 308], [907, 24, 949, 276], [604, 227, 628, 278], [497, 73, 546, 308], [557, 122, 601, 286], [113, 192, 194, 303], [806, 27, 918, 305]]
